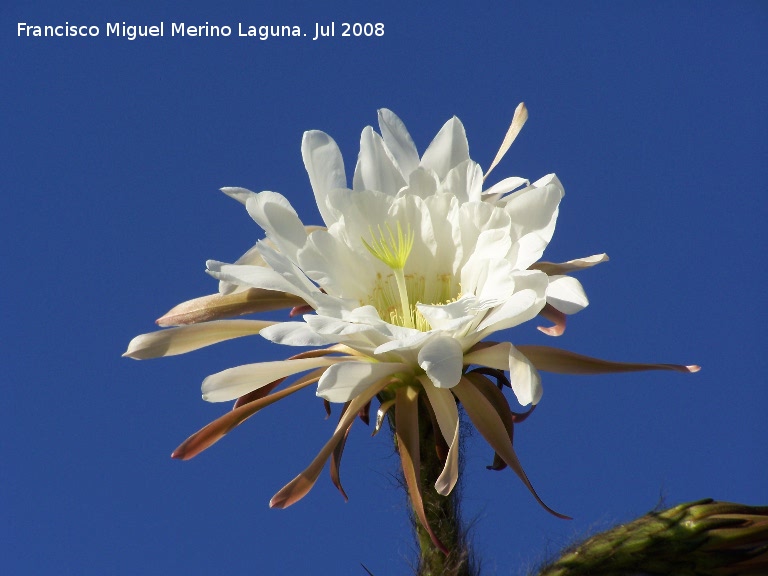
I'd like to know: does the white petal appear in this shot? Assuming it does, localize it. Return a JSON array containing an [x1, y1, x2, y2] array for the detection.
[[420, 376, 459, 441], [255, 243, 320, 302], [546, 275, 589, 314], [463, 342, 542, 405], [373, 330, 433, 357], [123, 320, 274, 359], [303, 314, 386, 350], [378, 109, 420, 180], [463, 341, 511, 371], [399, 167, 439, 199], [416, 295, 479, 332], [482, 177, 529, 200], [420, 377, 460, 495], [218, 243, 266, 295], [504, 173, 565, 269], [322, 188, 398, 254], [440, 159, 484, 203], [297, 229, 371, 300], [532, 253, 610, 276], [474, 270, 548, 336], [418, 335, 464, 389], [302, 130, 346, 226], [424, 193, 462, 277], [206, 259, 315, 306], [457, 202, 512, 268], [259, 322, 336, 347], [461, 258, 518, 306], [202, 357, 344, 402], [263, 309, 389, 354], [314, 303, 382, 324], [420, 117, 470, 181], [484, 102, 528, 180], [508, 345, 543, 406], [316, 361, 408, 402], [245, 192, 307, 261], [353, 127, 406, 196], [220, 187, 257, 205]]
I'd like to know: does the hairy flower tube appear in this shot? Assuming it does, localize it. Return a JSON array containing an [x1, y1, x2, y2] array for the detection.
[[125, 105, 699, 553]]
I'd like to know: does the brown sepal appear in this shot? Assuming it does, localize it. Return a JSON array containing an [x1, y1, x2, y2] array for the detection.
[[157, 289, 306, 327]]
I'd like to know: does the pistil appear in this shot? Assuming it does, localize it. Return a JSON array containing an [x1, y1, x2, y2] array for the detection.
[[363, 222, 416, 329]]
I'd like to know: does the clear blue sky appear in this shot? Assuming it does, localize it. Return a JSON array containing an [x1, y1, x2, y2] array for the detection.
[[3, 1, 766, 574]]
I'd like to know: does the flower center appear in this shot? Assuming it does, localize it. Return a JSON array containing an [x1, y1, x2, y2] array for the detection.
[[363, 222, 416, 329], [362, 222, 458, 331]]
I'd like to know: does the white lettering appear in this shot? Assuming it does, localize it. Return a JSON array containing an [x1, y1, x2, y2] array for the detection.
[[18, 22, 99, 37]]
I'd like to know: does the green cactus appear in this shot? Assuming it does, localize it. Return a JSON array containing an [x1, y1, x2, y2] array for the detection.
[[536, 499, 768, 576]]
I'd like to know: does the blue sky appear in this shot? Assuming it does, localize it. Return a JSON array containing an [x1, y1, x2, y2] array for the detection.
[[3, 1, 766, 574]]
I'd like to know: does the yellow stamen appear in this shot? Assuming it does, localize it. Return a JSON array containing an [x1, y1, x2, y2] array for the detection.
[[362, 222, 414, 270], [362, 222, 415, 328]]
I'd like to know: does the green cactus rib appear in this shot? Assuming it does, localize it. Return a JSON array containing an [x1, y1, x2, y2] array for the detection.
[[536, 499, 768, 576]]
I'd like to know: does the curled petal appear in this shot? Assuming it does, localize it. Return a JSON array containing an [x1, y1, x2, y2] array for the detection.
[[123, 320, 275, 359], [468, 366, 511, 389], [546, 275, 589, 315], [156, 289, 305, 327], [463, 342, 542, 406], [420, 376, 460, 496], [537, 303, 567, 336], [373, 398, 395, 436], [358, 402, 370, 426], [269, 377, 392, 509], [421, 395, 448, 463], [289, 304, 315, 317], [330, 402, 354, 502], [464, 373, 516, 472], [396, 385, 449, 555], [172, 370, 323, 460], [464, 341, 510, 372], [530, 253, 609, 276], [509, 345, 543, 406], [516, 346, 701, 375], [452, 377, 569, 519]]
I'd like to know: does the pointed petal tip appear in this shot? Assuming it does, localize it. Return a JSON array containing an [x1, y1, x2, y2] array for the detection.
[[537, 325, 564, 337], [269, 494, 288, 509], [170, 444, 194, 460]]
